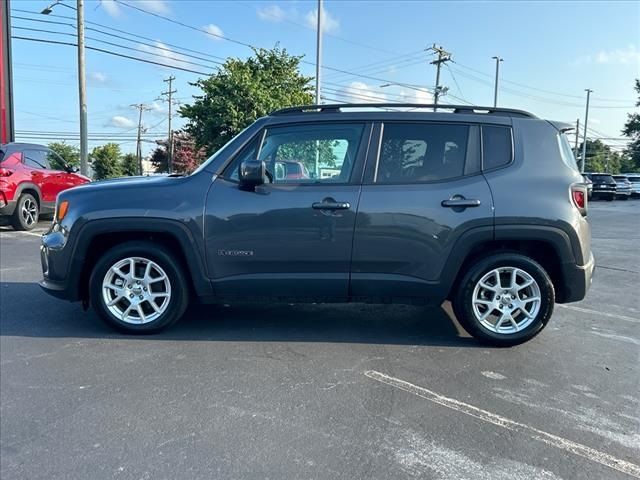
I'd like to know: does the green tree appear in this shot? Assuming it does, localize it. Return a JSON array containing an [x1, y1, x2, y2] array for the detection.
[[622, 78, 640, 172], [580, 139, 625, 173], [47, 141, 79, 170], [150, 141, 169, 173], [121, 153, 139, 176], [91, 143, 122, 180], [180, 47, 313, 154]]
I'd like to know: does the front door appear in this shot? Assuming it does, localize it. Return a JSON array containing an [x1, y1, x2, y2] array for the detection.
[[351, 121, 496, 301], [204, 122, 371, 300]]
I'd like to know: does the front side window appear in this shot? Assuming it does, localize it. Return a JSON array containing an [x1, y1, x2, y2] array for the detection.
[[376, 123, 469, 183], [23, 150, 50, 169], [224, 123, 364, 184]]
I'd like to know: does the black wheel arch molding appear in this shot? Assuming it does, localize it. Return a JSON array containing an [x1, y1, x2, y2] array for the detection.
[[41, 217, 212, 302]]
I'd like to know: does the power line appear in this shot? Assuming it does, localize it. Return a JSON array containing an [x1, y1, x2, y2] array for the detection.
[[11, 36, 212, 75], [12, 16, 224, 68], [11, 25, 219, 71], [452, 61, 633, 103]]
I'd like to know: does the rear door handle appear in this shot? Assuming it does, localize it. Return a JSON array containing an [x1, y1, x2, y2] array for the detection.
[[441, 197, 481, 208], [312, 201, 351, 210]]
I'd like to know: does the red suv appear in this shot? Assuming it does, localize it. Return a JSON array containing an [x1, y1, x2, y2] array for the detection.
[[0, 143, 90, 230]]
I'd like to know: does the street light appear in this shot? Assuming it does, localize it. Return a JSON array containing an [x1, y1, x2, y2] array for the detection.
[[41, 1, 88, 177]]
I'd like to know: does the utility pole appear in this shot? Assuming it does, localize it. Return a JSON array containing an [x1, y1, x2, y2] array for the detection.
[[77, 0, 88, 176], [574, 118, 580, 156], [429, 44, 451, 111], [315, 0, 322, 105], [160, 76, 177, 173], [40, 1, 86, 173], [492, 56, 503, 107], [131, 103, 150, 175], [581, 89, 592, 173]]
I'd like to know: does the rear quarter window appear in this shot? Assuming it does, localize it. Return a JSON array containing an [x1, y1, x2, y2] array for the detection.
[[557, 133, 579, 171], [482, 126, 513, 170]]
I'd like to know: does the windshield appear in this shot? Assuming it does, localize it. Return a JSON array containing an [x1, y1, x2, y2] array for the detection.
[[628, 176, 640, 182], [190, 124, 255, 175], [592, 174, 614, 182]]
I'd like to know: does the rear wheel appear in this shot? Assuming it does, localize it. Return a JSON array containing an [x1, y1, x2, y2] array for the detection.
[[89, 241, 189, 334], [453, 253, 555, 346], [11, 193, 39, 231]]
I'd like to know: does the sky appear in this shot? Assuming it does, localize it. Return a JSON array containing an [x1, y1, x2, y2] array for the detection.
[[9, 0, 640, 156]]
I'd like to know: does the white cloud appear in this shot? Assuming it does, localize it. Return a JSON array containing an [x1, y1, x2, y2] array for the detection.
[[138, 0, 169, 14], [257, 5, 286, 22], [572, 44, 640, 66], [88, 71, 108, 84], [305, 7, 339, 33], [110, 116, 136, 128], [204, 24, 224, 40], [138, 41, 188, 67], [340, 81, 387, 103], [100, 0, 120, 18]]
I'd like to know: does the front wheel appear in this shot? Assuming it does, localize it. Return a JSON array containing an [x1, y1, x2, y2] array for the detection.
[[89, 241, 189, 334], [11, 193, 39, 231], [453, 254, 555, 346]]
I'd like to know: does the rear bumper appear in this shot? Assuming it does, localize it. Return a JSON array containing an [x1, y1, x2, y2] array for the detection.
[[559, 252, 595, 303]]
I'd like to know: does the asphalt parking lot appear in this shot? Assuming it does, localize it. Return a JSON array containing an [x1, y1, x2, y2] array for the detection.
[[1, 200, 639, 480]]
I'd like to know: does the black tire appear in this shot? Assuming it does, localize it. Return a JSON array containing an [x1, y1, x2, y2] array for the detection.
[[11, 193, 39, 231], [452, 253, 555, 347], [89, 241, 190, 334], [606, 194, 614, 201]]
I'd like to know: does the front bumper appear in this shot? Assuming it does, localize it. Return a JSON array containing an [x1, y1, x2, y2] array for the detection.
[[615, 189, 631, 197], [560, 252, 595, 303], [0, 199, 17, 216], [39, 228, 82, 302]]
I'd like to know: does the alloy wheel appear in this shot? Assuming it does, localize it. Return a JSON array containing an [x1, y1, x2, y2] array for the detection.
[[21, 198, 38, 226], [102, 257, 172, 324], [471, 266, 541, 334]]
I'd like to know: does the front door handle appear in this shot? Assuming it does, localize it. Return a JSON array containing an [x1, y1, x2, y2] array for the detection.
[[312, 201, 351, 210], [441, 197, 481, 208]]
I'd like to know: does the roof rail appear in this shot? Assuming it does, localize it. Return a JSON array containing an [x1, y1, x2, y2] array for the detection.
[[270, 103, 537, 119]]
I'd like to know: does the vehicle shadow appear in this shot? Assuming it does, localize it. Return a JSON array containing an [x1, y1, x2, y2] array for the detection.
[[0, 281, 480, 347]]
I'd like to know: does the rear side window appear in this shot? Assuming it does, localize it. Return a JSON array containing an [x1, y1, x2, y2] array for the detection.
[[23, 149, 50, 169], [482, 126, 512, 170], [557, 133, 579, 171], [376, 123, 469, 183]]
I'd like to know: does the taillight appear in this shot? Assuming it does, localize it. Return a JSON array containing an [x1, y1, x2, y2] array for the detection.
[[571, 185, 587, 216], [0, 168, 13, 177]]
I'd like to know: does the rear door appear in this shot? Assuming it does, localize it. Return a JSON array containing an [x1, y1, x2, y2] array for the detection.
[[204, 122, 371, 300], [351, 121, 494, 301]]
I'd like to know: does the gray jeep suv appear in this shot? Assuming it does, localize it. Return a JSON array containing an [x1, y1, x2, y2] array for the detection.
[[40, 104, 594, 346]]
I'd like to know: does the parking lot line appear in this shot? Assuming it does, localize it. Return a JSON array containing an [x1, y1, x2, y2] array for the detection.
[[557, 304, 639, 323], [0, 230, 43, 238], [364, 370, 640, 478]]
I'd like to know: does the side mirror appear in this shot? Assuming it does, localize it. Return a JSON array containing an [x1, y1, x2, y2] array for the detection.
[[239, 160, 266, 189], [64, 164, 79, 173]]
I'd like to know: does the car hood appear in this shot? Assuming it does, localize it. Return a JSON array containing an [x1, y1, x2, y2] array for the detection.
[[64, 174, 181, 195]]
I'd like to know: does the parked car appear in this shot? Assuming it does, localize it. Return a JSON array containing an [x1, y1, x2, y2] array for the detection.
[[623, 173, 640, 197], [582, 174, 593, 199], [0, 143, 90, 230], [40, 104, 594, 346], [613, 175, 632, 200], [584, 173, 616, 201]]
